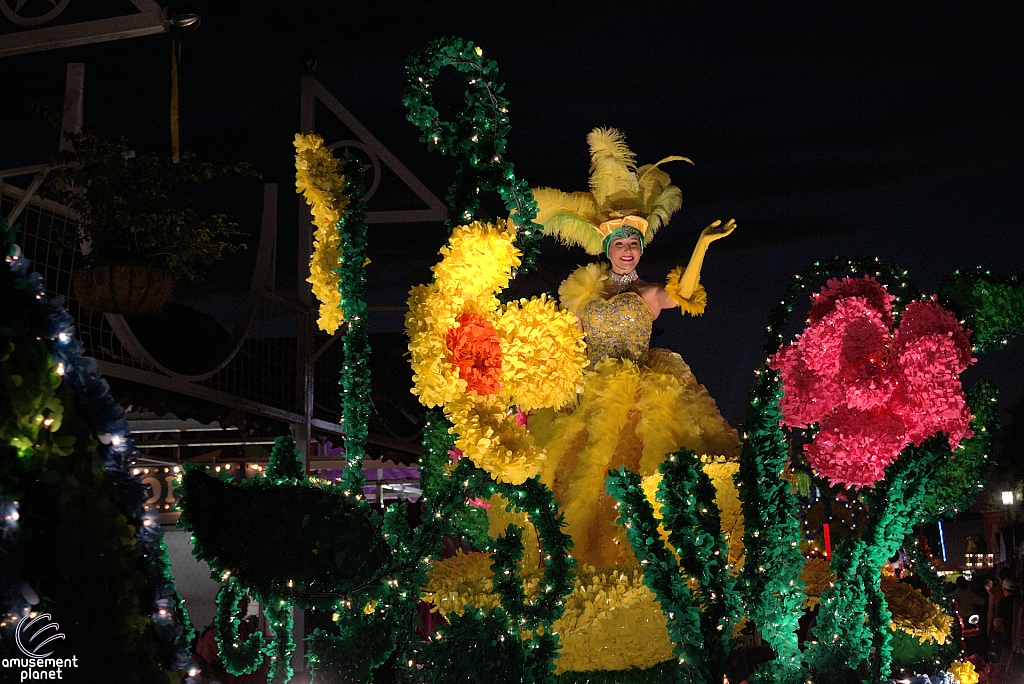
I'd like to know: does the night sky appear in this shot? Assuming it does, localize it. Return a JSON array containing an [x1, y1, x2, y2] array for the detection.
[[2, 1, 1023, 427]]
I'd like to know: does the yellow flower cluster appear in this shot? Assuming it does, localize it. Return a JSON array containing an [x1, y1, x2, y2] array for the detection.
[[802, 560, 951, 644], [881, 572, 952, 644], [800, 557, 835, 609], [948, 659, 979, 684], [406, 220, 588, 484], [421, 551, 674, 672], [294, 133, 350, 334]]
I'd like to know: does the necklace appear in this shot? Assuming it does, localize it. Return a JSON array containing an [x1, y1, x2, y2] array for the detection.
[[610, 269, 638, 291]]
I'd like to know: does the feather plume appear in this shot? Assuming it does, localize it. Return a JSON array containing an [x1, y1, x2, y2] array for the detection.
[[587, 128, 639, 208], [533, 188, 603, 254], [544, 214, 605, 255], [533, 188, 599, 225], [646, 185, 683, 239], [558, 263, 609, 315]]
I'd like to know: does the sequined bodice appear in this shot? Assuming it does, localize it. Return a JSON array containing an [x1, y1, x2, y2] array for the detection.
[[580, 292, 653, 363]]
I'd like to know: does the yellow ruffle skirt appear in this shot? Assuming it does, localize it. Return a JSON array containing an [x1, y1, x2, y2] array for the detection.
[[423, 350, 744, 672]]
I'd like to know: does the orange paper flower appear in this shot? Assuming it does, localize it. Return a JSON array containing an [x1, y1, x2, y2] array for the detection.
[[445, 313, 503, 395]]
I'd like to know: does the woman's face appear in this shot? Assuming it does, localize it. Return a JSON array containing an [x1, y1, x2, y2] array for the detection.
[[608, 235, 642, 274]]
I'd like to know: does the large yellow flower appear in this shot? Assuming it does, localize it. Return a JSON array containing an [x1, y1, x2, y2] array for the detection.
[[801, 559, 951, 644], [406, 220, 587, 484], [295, 133, 350, 334]]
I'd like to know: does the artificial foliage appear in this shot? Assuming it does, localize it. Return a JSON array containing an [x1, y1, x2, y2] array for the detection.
[[605, 449, 741, 684], [403, 36, 544, 273], [735, 256, 1007, 684], [920, 380, 1000, 522], [1, 219, 197, 681], [806, 437, 952, 682], [334, 158, 373, 496], [414, 606, 544, 684], [214, 577, 295, 682], [939, 267, 1024, 354], [418, 410, 490, 544], [178, 464, 390, 596], [734, 364, 807, 684]]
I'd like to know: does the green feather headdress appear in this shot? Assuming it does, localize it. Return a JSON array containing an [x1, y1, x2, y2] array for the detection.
[[533, 127, 691, 255]]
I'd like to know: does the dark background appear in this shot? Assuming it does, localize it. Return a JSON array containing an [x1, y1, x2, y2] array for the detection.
[[2, 0, 1023, 427]]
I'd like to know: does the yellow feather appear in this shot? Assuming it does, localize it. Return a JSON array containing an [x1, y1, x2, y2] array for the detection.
[[533, 188, 599, 224], [646, 185, 682, 238], [533, 188, 603, 254], [557, 263, 608, 316], [587, 127, 639, 208]]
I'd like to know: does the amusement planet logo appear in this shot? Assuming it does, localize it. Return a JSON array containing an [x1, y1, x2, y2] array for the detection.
[[2, 613, 78, 681]]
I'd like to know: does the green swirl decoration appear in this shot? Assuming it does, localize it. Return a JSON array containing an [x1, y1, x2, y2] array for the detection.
[[403, 36, 543, 274]]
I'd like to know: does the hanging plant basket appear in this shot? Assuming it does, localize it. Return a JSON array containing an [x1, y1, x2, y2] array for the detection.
[[72, 262, 173, 315]]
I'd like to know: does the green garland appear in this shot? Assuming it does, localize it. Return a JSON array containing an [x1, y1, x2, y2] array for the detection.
[[335, 159, 372, 497], [485, 475, 576, 632], [806, 436, 951, 682], [214, 577, 267, 675], [266, 434, 305, 481], [177, 458, 390, 598], [939, 267, 1024, 354], [605, 465, 706, 683], [656, 450, 742, 678], [920, 379, 1000, 521], [414, 606, 535, 684], [419, 410, 490, 544], [735, 364, 807, 684], [403, 36, 543, 273], [553, 660, 677, 684]]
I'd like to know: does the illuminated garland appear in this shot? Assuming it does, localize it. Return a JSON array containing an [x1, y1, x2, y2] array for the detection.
[[334, 157, 372, 497], [939, 267, 1024, 354], [295, 133, 350, 334], [806, 436, 951, 681], [605, 469, 704, 683], [485, 475, 576, 631], [606, 448, 741, 684], [1, 220, 198, 681], [404, 36, 543, 273], [418, 410, 490, 543], [214, 578, 266, 675], [735, 363, 807, 684]]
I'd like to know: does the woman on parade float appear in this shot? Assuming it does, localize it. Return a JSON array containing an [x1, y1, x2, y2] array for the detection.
[[528, 127, 741, 569]]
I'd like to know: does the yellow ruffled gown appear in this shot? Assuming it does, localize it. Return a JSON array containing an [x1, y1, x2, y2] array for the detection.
[[423, 263, 743, 673]]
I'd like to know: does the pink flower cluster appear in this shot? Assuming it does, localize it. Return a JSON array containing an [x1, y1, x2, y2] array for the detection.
[[770, 276, 974, 487]]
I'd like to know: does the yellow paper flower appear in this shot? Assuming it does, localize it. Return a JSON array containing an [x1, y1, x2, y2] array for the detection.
[[294, 133, 350, 334], [422, 553, 674, 672], [800, 557, 835, 609], [882, 572, 951, 644], [948, 659, 979, 684], [445, 393, 545, 485], [406, 220, 587, 484]]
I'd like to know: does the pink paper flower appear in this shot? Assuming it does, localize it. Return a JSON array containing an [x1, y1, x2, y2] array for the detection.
[[770, 278, 974, 487]]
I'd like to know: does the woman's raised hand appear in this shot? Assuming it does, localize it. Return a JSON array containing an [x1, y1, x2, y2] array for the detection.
[[700, 219, 737, 243]]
